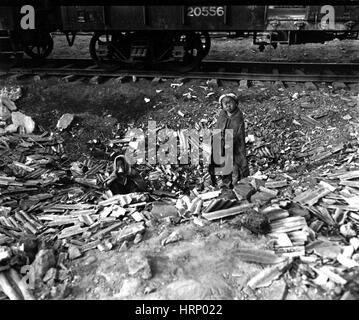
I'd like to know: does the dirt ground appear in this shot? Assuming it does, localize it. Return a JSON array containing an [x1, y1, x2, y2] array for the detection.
[[1, 74, 358, 300], [1, 34, 359, 301]]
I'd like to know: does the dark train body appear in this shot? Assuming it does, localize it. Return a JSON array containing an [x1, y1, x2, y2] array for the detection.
[[1, 4, 359, 70]]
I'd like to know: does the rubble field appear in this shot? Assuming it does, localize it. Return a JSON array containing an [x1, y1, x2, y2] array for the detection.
[[1, 72, 359, 300]]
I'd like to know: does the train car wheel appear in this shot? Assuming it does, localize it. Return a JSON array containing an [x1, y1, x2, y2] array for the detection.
[[167, 32, 204, 72], [23, 32, 54, 60], [90, 32, 133, 69], [198, 31, 211, 57], [90, 32, 116, 68]]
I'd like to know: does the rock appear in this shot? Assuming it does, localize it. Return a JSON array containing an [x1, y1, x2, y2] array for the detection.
[[50, 283, 72, 299], [162, 231, 183, 246], [83, 255, 97, 266], [250, 191, 275, 205], [11, 111, 35, 134], [119, 241, 128, 252], [5, 124, 18, 133], [220, 188, 236, 200], [308, 240, 342, 260], [116, 278, 143, 298], [342, 245, 354, 258], [31, 249, 56, 280], [19, 235, 38, 261], [57, 252, 68, 266], [288, 203, 310, 219], [0, 246, 12, 264], [144, 286, 156, 294], [239, 79, 249, 88], [151, 203, 178, 220], [164, 278, 233, 300], [126, 254, 152, 280], [250, 178, 266, 190], [97, 240, 113, 252], [253, 80, 266, 87], [0, 104, 11, 121], [0, 86, 22, 101], [332, 82, 347, 91], [58, 269, 70, 281], [233, 182, 255, 201], [68, 245, 82, 260], [258, 278, 287, 300], [165, 279, 208, 300], [350, 238, 359, 251], [56, 113, 74, 131], [340, 222, 357, 238], [241, 210, 271, 235], [274, 81, 284, 88], [304, 82, 317, 91], [133, 233, 143, 244], [207, 79, 218, 88], [352, 254, 359, 263], [0, 96, 17, 111], [43, 267, 57, 283]]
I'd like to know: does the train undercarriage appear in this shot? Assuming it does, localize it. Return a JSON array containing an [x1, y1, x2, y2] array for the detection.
[[1, 29, 359, 71], [88, 31, 210, 72]]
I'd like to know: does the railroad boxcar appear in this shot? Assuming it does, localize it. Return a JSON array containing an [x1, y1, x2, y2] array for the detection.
[[263, 5, 359, 48], [0, 3, 62, 59], [60, 5, 267, 71], [59, 5, 359, 70], [0, 6, 22, 55], [2, 4, 359, 71]]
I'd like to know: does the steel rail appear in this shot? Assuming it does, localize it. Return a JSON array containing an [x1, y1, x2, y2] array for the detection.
[[4, 58, 359, 83]]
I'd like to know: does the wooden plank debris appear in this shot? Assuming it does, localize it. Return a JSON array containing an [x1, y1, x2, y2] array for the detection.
[[236, 248, 288, 265], [275, 246, 306, 257], [198, 190, 222, 201], [337, 170, 359, 180], [247, 260, 292, 290], [202, 203, 254, 221], [113, 222, 145, 243], [92, 222, 123, 240], [264, 180, 288, 189], [270, 216, 307, 233], [268, 233, 293, 248], [57, 226, 89, 240], [261, 205, 289, 222], [308, 206, 336, 226], [339, 180, 359, 188], [258, 186, 278, 197], [293, 187, 332, 206]]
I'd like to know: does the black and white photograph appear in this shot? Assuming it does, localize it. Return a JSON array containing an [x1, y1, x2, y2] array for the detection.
[[1, 0, 359, 307]]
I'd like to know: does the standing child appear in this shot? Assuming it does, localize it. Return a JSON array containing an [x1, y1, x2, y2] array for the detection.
[[209, 93, 249, 188]]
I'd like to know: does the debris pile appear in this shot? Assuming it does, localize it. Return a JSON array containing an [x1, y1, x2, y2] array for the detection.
[[1, 83, 359, 300], [233, 165, 359, 300], [243, 89, 359, 173], [133, 83, 359, 178], [0, 87, 36, 135]]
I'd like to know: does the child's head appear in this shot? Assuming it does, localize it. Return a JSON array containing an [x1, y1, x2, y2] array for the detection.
[[219, 93, 238, 114]]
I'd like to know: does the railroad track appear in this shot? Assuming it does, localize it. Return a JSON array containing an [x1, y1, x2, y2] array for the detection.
[[2, 58, 359, 85]]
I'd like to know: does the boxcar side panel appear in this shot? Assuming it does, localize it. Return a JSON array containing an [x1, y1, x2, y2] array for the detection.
[[108, 5, 266, 31], [228, 6, 266, 30], [61, 6, 105, 31], [108, 6, 148, 29], [266, 5, 359, 30], [147, 6, 184, 30], [0, 7, 14, 30]]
